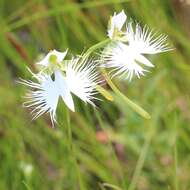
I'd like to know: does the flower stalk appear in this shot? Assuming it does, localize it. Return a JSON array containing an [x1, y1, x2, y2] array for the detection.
[[65, 108, 86, 190], [82, 38, 111, 61], [80, 38, 152, 119], [102, 69, 151, 119]]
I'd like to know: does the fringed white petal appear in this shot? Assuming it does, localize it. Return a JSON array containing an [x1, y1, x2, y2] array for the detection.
[[65, 58, 100, 105], [19, 74, 60, 126], [126, 22, 172, 54]]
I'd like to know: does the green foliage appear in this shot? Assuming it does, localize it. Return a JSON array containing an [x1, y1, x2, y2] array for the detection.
[[0, 0, 190, 189]]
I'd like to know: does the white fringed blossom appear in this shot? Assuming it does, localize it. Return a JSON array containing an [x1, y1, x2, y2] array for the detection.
[[20, 50, 100, 126], [103, 11, 172, 80]]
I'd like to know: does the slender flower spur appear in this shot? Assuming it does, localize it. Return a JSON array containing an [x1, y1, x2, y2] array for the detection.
[[19, 50, 100, 126], [103, 10, 173, 80]]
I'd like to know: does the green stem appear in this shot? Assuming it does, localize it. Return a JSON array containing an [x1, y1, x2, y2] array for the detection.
[[102, 70, 151, 119], [174, 142, 178, 190], [174, 112, 179, 190], [66, 108, 72, 150], [82, 38, 110, 61], [65, 109, 86, 190]]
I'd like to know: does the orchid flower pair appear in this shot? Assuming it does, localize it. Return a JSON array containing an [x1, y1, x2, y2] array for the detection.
[[20, 10, 172, 126]]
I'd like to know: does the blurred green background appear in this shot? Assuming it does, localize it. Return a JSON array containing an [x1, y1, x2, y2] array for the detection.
[[0, 0, 190, 189]]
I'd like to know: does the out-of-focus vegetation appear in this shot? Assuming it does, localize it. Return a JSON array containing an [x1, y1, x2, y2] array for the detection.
[[0, 0, 190, 189]]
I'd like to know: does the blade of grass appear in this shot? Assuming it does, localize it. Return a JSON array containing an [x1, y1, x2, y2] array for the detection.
[[174, 112, 179, 190], [6, 0, 130, 31], [103, 183, 123, 190]]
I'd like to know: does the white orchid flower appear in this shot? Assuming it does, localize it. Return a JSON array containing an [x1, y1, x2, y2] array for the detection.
[[108, 10, 127, 39], [20, 50, 100, 126], [103, 20, 172, 80]]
